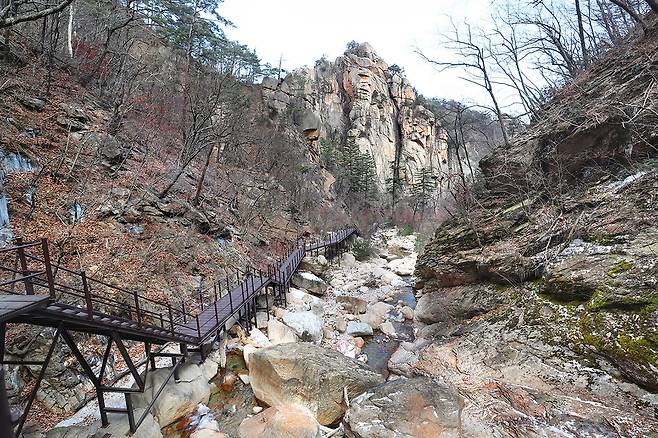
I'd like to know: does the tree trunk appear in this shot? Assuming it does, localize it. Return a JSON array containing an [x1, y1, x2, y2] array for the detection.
[[192, 144, 214, 205], [575, 0, 590, 66], [608, 0, 648, 30], [67, 3, 73, 58]]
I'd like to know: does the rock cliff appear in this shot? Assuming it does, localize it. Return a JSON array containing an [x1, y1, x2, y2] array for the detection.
[[261, 43, 453, 190], [414, 19, 658, 432]]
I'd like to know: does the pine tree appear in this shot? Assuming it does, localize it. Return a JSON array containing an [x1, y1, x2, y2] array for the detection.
[[386, 160, 404, 208], [338, 140, 377, 201], [411, 167, 437, 218]]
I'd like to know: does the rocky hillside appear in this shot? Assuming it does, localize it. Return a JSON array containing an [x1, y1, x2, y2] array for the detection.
[[260, 43, 485, 191], [414, 18, 658, 435]]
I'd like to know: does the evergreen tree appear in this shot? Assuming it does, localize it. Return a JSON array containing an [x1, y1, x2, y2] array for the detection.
[[411, 167, 437, 217], [386, 160, 404, 208], [146, 0, 260, 78], [338, 140, 377, 201]]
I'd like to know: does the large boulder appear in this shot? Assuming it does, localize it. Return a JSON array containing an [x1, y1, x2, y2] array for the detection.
[[238, 406, 322, 438], [249, 343, 384, 425], [282, 311, 324, 343], [292, 272, 328, 296], [359, 302, 394, 328], [343, 377, 461, 437], [286, 287, 322, 310], [415, 284, 505, 325], [300, 255, 328, 276], [387, 255, 417, 276], [267, 317, 300, 344], [84, 132, 125, 164], [131, 360, 217, 427]]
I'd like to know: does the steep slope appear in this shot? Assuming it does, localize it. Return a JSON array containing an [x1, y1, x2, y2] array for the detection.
[[412, 20, 658, 435]]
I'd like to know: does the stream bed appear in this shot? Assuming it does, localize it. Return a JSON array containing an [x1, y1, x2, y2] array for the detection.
[[361, 285, 416, 379]]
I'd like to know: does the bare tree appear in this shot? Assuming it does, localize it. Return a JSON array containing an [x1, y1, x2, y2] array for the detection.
[[0, 0, 73, 29], [417, 22, 511, 147]]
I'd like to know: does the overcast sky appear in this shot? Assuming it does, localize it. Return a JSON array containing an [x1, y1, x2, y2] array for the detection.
[[221, 0, 496, 106]]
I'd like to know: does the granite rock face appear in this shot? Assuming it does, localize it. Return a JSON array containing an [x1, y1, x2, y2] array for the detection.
[[248, 343, 384, 426], [261, 43, 485, 192]]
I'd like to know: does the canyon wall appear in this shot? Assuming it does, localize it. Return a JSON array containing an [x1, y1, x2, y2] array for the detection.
[[261, 43, 452, 190]]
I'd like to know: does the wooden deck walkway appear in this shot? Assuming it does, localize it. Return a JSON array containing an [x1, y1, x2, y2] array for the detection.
[[0, 227, 357, 436], [0, 295, 49, 323]]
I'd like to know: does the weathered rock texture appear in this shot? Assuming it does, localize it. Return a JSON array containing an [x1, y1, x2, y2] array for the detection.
[[248, 343, 384, 426], [344, 377, 461, 438], [413, 27, 658, 435], [261, 43, 475, 190]]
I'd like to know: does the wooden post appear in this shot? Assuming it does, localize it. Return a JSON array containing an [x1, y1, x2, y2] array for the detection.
[[198, 278, 204, 312], [134, 290, 142, 327], [168, 304, 174, 334], [214, 289, 219, 325], [15, 238, 34, 295], [40, 238, 56, 299], [81, 271, 93, 319]]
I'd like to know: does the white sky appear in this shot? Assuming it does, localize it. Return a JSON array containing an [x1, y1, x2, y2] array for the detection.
[[221, 0, 496, 106]]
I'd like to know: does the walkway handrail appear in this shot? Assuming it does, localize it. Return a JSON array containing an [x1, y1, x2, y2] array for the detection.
[[0, 227, 358, 344]]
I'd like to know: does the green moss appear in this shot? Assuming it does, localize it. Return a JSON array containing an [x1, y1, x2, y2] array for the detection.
[[617, 334, 658, 364], [607, 260, 634, 278], [583, 233, 622, 246], [578, 312, 606, 351]]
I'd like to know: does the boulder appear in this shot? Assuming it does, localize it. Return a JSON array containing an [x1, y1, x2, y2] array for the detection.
[[360, 302, 394, 327], [415, 284, 504, 325], [346, 321, 373, 337], [342, 252, 357, 267], [387, 342, 420, 377], [249, 343, 384, 425], [247, 328, 272, 348], [300, 255, 328, 276], [84, 133, 125, 164], [17, 95, 46, 111], [291, 272, 328, 296], [286, 287, 321, 310], [267, 317, 300, 344], [380, 321, 396, 337], [387, 255, 416, 276], [243, 344, 257, 366], [336, 295, 368, 314], [282, 311, 324, 343], [343, 377, 461, 437], [238, 406, 322, 438], [47, 409, 162, 438], [131, 361, 216, 427]]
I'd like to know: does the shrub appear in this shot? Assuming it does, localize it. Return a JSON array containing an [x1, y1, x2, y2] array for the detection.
[[399, 224, 414, 236], [351, 237, 375, 261]]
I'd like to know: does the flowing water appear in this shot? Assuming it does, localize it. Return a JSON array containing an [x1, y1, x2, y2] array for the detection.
[[361, 285, 417, 379]]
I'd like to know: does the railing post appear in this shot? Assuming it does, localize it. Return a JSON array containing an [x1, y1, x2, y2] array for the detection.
[[198, 279, 204, 312], [40, 238, 56, 299], [181, 301, 187, 323], [168, 304, 174, 334], [15, 238, 34, 295], [229, 283, 233, 313], [134, 290, 142, 327], [81, 271, 93, 319], [196, 315, 201, 339], [214, 288, 219, 325]]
